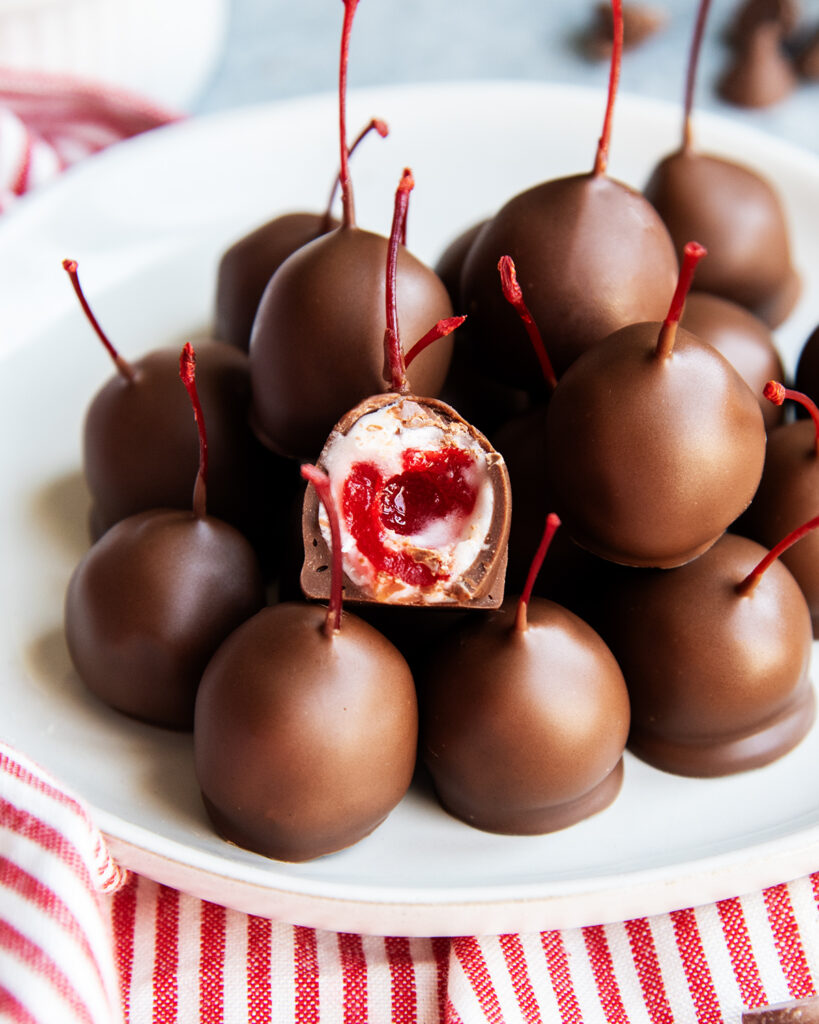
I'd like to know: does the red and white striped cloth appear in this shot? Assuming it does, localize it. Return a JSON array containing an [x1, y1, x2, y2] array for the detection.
[[3, 78, 819, 1023], [3, 739, 819, 1023]]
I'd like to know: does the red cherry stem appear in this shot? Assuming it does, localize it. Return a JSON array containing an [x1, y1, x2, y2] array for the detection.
[[301, 464, 344, 637], [655, 241, 707, 359], [338, 0, 359, 228], [764, 381, 819, 456], [62, 259, 135, 382], [736, 513, 819, 597], [384, 168, 414, 393], [404, 316, 466, 370], [498, 255, 558, 391], [179, 343, 208, 519], [593, 0, 623, 176], [515, 513, 561, 632], [682, 0, 711, 151], [322, 117, 389, 233]]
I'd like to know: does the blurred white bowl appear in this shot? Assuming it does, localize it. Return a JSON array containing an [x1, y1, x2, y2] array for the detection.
[[0, 0, 228, 110]]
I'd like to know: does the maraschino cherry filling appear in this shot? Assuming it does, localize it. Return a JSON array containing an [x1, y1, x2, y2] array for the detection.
[[301, 171, 511, 607]]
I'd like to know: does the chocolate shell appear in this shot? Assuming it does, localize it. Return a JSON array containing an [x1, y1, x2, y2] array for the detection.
[[735, 418, 819, 634], [543, 321, 767, 568], [460, 173, 678, 384], [419, 597, 630, 835], [301, 392, 511, 608], [65, 509, 266, 729], [194, 602, 417, 862], [594, 533, 814, 777], [215, 211, 337, 352], [644, 149, 800, 327], [680, 291, 786, 430], [249, 225, 454, 461]]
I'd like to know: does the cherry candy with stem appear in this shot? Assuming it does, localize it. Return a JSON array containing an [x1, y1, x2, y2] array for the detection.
[[737, 511, 819, 596], [655, 240, 708, 359], [63, 258, 135, 381], [498, 255, 558, 391], [592, 0, 623, 176], [514, 513, 561, 632]]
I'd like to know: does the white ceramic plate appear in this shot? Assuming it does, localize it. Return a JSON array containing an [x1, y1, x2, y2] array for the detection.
[[2, 82, 819, 938]]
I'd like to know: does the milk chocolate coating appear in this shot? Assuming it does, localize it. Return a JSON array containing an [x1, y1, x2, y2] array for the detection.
[[84, 341, 290, 573], [460, 172, 678, 383], [249, 225, 454, 461], [215, 211, 337, 351], [719, 22, 799, 108], [735, 419, 819, 634], [434, 219, 486, 310], [301, 393, 511, 608], [680, 291, 785, 430], [544, 322, 767, 568], [794, 323, 819, 399], [65, 510, 266, 729], [595, 533, 815, 777], [419, 597, 630, 835], [644, 149, 800, 327], [194, 602, 418, 862]]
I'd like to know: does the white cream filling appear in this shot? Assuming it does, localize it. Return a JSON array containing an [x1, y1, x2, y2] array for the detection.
[[318, 399, 496, 602]]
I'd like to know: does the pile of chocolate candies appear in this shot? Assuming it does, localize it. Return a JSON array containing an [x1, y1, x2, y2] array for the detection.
[[63, 0, 819, 863]]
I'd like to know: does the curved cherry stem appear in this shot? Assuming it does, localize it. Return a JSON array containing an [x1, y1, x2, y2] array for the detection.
[[62, 259, 135, 382], [384, 168, 414, 393], [301, 464, 344, 637], [593, 0, 623, 176], [764, 381, 819, 457], [338, 0, 360, 228], [515, 513, 561, 632], [682, 0, 712, 151], [655, 241, 707, 359], [498, 255, 558, 391], [737, 513, 819, 596], [179, 343, 208, 519], [404, 316, 466, 371], [322, 117, 389, 233]]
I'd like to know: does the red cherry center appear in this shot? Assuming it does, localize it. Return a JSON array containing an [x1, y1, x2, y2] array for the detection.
[[341, 447, 479, 587]]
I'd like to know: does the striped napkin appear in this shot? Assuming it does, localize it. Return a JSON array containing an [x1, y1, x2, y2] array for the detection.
[[3, 75, 819, 1023]]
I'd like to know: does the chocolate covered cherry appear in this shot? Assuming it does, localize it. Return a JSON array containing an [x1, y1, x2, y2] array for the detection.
[[301, 171, 510, 608], [248, 0, 453, 460], [460, 0, 677, 383], [644, 0, 799, 326], [194, 465, 417, 862], [215, 118, 387, 350], [420, 515, 630, 834], [595, 531, 815, 777], [544, 243, 766, 567], [65, 345, 265, 729]]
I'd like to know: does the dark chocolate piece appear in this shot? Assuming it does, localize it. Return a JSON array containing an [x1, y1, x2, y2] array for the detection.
[[419, 596, 630, 834], [194, 602, 417, 862], [249, 226, 454, 461], [65, 510, 266, 729], [719, 22, 799, 107], [595, 533, 815, 777], [301, 392, 511, 608]]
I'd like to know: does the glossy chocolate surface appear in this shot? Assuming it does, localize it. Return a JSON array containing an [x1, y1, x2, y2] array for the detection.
[[249, 225, 454, 461], [644, 148, 800, 327], [215, 211, 336, 351], [544, 322, 767, 567], [65, 510, 266, 729], [419, 597, 630, 834], [680, 291, 785, 430], [596, 533, 815, 777], [194, 602, 417, 862], [460, 172, 678, 383], [736, 418, 819, 634]]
